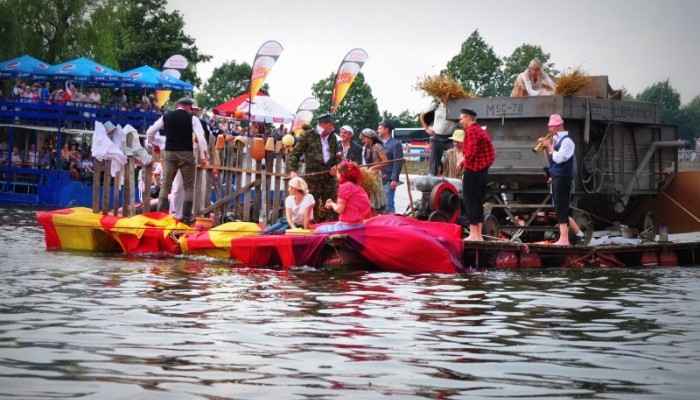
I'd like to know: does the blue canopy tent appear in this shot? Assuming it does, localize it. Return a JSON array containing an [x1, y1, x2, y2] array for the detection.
[[120, 65, 193, 91], [37, 57, 125, 87], [0, 55, 53, 78]]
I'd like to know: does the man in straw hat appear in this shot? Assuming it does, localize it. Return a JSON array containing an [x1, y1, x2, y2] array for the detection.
[[442, 128, 465, 180], [146, 97, 209, 225], [287, 113, 341, 222]]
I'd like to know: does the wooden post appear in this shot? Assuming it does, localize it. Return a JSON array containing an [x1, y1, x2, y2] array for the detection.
[[92, 160, 101, 213], [122, 132, 134, 217], [101, 160, 111, 215], [242, 140, 252, 222], [141, 154, 153, 215], [402, 158, 416, 219], [112, 170, 121, 216]]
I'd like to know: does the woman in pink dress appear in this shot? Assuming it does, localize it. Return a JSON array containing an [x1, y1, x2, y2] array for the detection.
[[315, 161, 371, 233]]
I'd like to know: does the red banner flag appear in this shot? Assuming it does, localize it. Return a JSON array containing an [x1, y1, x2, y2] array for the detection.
[[250, 41, 283, 103], [329, 48, 368, 114]]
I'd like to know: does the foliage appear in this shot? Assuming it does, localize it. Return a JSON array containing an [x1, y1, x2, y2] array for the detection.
[[0, 0, 211, 88], [311, 72, 380, 138], [442, 30, 502, 97], [383, 110, 419, 128], [636, 79, 681, 126], [500, 44, 558, 97], [678, 95, 700, 140], [195, 60, 269, 110], [0, 0, 98, 64], [104, 0, 211, 87], [619, 86, 635, 101]]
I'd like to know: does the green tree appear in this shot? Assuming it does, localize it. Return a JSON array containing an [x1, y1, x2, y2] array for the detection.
[[311, 72, 380, 138], [0, 0, 99, 64], [195, 60, 270, 110], [619, 86, 635, 101], [500, 44, 558, 97], [0, 0, 210, 88], [383, 110, 419, 128], [636, 79, 681, 126], [678, 95, 700, 141], [442, 30, 502, 97], [106, 0, 211, 87]]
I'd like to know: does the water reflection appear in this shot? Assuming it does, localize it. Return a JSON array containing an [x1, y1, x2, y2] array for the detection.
[[1, 207, 699, 398]]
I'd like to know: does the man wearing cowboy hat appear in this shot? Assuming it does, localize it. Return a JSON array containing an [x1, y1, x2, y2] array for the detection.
[[442, 129, 465, 180]]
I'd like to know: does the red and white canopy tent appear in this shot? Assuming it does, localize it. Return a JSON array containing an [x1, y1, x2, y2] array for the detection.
[[213, 93, 294, 124]]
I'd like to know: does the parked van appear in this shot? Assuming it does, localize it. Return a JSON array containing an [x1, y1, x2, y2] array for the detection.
[[393, 127, 430, 143], [393, 127, 430, 161]]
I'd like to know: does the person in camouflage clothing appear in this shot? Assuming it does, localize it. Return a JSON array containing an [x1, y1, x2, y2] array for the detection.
[[287, 113, 342, 222]]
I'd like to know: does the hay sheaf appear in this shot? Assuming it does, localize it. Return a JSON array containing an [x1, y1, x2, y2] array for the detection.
[[415, 74, 472, 101], [555, 68, 591, 96], [358, 168, 383, 200]]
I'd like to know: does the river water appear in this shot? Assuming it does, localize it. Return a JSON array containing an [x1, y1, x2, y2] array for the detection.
[[1, 206, 699, 399]]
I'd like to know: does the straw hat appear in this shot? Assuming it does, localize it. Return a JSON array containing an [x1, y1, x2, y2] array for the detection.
[[451, 129, 465, 143]]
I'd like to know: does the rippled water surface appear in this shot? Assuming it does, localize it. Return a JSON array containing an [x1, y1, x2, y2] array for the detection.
[[1, 207, 700, 399]]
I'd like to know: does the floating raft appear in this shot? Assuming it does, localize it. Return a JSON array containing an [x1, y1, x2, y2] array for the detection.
[[463, 238, 699, 268], [36, 208, 700, 271]]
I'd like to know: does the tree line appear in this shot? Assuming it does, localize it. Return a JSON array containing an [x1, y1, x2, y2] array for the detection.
[[1, 2, 697, 140]]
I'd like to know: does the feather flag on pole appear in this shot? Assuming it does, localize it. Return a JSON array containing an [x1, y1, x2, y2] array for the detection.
[[290, 97, 321, 135], [250, 41, 284, 103], [329, 48, 368, 114]]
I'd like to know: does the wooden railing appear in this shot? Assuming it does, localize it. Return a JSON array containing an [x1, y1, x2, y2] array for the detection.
[[95, 132, 289, 227]]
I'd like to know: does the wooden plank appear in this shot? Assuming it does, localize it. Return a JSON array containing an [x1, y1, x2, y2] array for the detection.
[[200, 179, 261, 215]]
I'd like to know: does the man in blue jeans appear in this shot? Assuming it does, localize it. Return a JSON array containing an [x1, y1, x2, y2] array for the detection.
[[377, 118, 404, 214]]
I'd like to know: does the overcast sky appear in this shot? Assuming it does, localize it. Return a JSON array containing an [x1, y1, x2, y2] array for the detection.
[[166, 0, 699, 115]]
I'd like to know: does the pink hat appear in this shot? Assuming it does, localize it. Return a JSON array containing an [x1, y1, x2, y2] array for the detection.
[[548, 114, 564, 127]]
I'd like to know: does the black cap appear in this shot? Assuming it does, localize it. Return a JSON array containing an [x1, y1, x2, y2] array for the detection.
[[176, 97, 194, 106], [378, 117, 394, 131], [316, 113, 334, 124], [460, 107, 477, 117]]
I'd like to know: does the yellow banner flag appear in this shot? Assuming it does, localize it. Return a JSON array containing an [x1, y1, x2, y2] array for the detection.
[[330, 48, 368, 114], [250, 41, 283, 102], [155, 90, 171, 107]]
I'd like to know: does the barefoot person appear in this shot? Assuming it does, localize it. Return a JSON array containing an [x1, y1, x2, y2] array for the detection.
[[538, 114, 575, 245], [459, 108, 495, 241]]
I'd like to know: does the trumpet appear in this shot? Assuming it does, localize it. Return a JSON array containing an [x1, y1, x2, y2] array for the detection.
[[532, 132, 553, 153]]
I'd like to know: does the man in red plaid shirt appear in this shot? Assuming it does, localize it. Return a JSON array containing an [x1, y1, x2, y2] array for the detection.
[[459, 107, 495, 241]]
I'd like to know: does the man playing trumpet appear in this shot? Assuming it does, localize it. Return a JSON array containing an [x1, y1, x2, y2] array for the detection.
[[537, 114, 583, 245]]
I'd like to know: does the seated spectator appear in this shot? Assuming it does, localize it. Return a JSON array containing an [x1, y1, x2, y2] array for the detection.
[[11, 146, 23, 167], [315, 161, 372, 233], [261, 177, 315, 234], [26, 144, 39, 168]]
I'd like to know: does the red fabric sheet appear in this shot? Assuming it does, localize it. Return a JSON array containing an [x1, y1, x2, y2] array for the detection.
[[344, 215, 463, 274], [230, 234, 328, 268]]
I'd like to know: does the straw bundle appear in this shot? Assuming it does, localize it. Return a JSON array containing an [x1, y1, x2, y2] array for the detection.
[[358, 168, 383, 200], [415, 74, 472, 101], [555, 68, 591, 96]]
